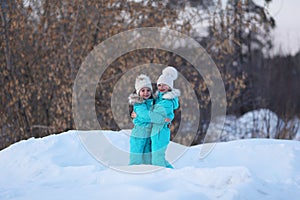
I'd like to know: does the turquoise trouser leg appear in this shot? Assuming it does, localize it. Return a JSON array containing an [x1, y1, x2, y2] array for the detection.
[[142, 138, 151, 164], [151, 129, 173, 168], [129, 137, 151, 165], [151, 147, 173, 168]]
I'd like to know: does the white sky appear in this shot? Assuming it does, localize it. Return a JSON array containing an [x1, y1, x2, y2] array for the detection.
[[254, 0, 300, 56]]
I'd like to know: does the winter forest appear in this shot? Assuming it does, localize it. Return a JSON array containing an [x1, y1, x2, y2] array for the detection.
[[1, 0, 300, 150]]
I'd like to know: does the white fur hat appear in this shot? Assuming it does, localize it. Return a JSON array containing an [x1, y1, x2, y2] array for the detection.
[[157, 66, 178, 88], [135, 74, 153, 95]]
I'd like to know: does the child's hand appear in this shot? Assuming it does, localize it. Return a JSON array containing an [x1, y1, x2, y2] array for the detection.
[[131, 111, 137, 119], [165, 118, 171, 122]]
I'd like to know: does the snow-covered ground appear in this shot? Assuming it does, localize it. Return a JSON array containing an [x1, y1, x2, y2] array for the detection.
[[0, 128, 300, 200], [207, 109, 300, 142]]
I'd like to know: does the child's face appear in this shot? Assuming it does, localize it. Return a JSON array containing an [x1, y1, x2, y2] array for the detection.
[[139, 87, 151, 99], [157, 83, 170, 93]]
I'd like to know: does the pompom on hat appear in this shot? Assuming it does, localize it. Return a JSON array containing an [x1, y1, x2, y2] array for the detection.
[[135, 74, 153, 95], [157, 66, 178, 89]]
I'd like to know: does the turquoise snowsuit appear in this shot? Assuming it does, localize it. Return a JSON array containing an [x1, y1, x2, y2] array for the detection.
[[129, 94, 153, 165], [150, 89, 180, 168]]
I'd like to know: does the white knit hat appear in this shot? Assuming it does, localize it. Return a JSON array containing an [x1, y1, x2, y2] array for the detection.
[[135, 74, 153, 95], [157, 66, 178, 89]]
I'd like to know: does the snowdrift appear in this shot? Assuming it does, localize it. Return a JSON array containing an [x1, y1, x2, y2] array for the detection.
[[0, 130, 300, 200]]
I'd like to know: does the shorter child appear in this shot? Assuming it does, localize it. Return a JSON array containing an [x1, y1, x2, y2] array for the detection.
[[128, 74, 153, 165]]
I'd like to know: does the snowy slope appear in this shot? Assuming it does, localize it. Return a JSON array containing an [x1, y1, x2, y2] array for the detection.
[[0, 130, 300, 200]]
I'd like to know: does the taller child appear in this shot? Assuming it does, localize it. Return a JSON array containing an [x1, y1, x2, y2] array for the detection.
[[150, 66, 180, 168]]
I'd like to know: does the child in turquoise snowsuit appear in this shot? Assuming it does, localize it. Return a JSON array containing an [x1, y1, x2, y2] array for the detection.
[[150, 67, 180, 168], [128, 74, 154, 165]]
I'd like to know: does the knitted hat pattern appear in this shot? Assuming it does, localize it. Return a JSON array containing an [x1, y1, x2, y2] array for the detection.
[[135, 74, 153, 95], [157, 66, 178, 88]]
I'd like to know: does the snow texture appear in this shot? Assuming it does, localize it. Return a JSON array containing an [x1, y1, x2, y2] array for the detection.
[[1, 127, 300, 200]]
